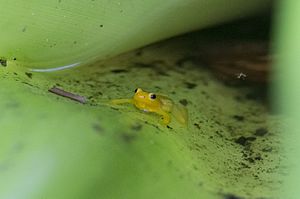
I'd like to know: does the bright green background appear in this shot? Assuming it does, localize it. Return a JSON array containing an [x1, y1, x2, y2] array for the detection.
[[273, 1, 300, 198]]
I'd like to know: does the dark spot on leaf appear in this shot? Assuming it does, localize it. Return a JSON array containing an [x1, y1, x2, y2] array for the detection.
[[184, 82, 197, 89], [240, 162, 250, 169], [254, 156, 262, 161], [235, 136, 256, 146], [0, 58, 7, 67], [25, 72, 33, 79], [235, 136, 248, 146], [99, 24, 103, 27], [92, 124, 104, 135], [144, 121, 162, 132], [74, 80, 80, 84], [223, 193, 244, 199], [194, 123, 200, 129], [232, 115, 244, 121], [121, 133, 137, 143], [246, 157, 255, 163], [246, 136, 256, 141], [21, 81, 35, 87], [254, 127, 268, 136], [179, 99, 188, 106], [135, 50, 143, 56], [110, 69, 129, 73], [110, 107, 120, 111], [167, 125, 173, 129], [133, 62, 152, 68], [215, 130, 223, 138], [234, 96, 243, 102], [151, 60, 166, 66], [131, 123, 142, 131]]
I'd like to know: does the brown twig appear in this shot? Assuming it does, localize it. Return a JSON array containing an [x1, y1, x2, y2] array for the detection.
[[48, 87, 87, 104]]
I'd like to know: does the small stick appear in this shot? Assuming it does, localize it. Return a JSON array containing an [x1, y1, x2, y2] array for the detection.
[[48, 87, 87, 104]]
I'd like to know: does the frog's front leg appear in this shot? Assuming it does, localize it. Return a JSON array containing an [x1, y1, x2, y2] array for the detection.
[[156, 110, 171, 125], [110, 99, 133, 105]]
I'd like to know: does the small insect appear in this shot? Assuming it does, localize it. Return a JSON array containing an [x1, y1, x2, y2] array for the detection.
[[111, 88, 188, 126], [236, 72, 247, 80]]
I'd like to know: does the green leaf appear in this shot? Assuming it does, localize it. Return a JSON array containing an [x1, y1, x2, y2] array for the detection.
[[1, 1, 282, 198], [0, 0, 271, 69], [0, 36, 283, 198]]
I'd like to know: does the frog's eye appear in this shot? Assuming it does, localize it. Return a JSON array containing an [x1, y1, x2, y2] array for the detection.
[[149, 93, 156, 100], [134, 88, 138, 93]]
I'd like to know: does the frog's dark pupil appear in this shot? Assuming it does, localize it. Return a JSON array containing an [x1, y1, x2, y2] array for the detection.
[[134, 88, 138, 93], [150, 94, 156, 99]]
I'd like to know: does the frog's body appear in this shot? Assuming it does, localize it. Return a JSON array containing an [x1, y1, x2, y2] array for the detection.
[[111, 88, 188, 125]]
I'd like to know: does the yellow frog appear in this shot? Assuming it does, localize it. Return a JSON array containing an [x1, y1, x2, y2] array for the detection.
[[111, 88, 188, 126]]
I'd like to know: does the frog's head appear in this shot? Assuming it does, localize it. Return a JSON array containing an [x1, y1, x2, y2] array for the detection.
[[133, 88, 160, 107]]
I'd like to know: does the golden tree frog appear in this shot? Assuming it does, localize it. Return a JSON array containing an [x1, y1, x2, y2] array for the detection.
[[111, 88, 188, 126]]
